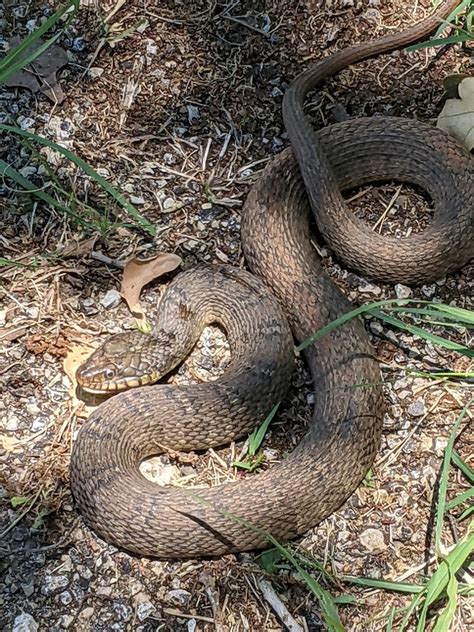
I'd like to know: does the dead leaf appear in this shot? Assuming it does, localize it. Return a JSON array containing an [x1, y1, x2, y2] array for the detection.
[[5, 36, 69, 104], [121, 253, 182, 319], [63, 342, 98, 411], [437, 76, 474, 151], [59, 235, 98, 258], [0, 434, 22, 454]]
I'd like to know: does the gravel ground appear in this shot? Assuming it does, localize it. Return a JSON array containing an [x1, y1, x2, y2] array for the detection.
[[1, 1, 473, 631]]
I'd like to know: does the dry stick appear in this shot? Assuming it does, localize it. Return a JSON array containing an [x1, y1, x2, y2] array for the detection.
[[373, 184, 403, 233], [257, 579, 305, 632]]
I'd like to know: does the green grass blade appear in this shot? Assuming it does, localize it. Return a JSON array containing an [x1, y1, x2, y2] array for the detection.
[[407, 33, 474, 51], [371, 310, 473, 358], [445, 487, 474, 511], [417, 525, 473, 629], [341, 576, 423, 594], [451, 450, 474, 483], [0, 1, 79, 84], [434, 398, 473, 556], [0, 158, 98, 229], [248, 402, 280, 456], [457, 505, 474, 521], [0, 124, 156, 235], [296, 299, 412, 352], [432, 0, 473, 38], [432, 565, 459, 632], [181, 489, 347, 631]]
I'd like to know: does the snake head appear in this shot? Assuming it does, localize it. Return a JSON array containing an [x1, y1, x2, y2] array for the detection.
[[76, 331, 160, 394]]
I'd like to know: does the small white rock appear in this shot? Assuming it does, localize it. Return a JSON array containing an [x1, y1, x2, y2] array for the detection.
[[394, 283, 412, 299], [12, 614, 38, 632], [163, 197, 175, 210], [100, 290, 122, 310], [358, 281, 382, 296], [421, 284, 437, 298], [407, 398, 426, 417], [360, 528, 387, 553]]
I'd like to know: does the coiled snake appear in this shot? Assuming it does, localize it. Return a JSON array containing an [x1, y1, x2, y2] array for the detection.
[[70, 0, 473, 557]]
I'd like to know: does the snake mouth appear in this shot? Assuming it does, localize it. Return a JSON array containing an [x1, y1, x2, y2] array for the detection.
[[78, 372, 160, 394]]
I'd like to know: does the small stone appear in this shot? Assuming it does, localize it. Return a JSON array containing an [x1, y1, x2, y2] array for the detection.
[[130, 195, 145, 205], [358, 281, 382, 296], [21, 582, 34, 597], [59, 591, 73, 605], [100, 290, 122, 310], [78, 607, 94, 620], [80, 297, 98, 315], [59, 614, 74, 629], [188, 620, 197, 632], [421, 284, 436, 298], [369, 320, 383, 335], [394, 284, 412, 299], [360, 528, 387, 553], [31, 416, 47, 432], [186, 105, 200, 123], [407, 398, 426, 417], [135, 593, 156, 621], [165, 589, 191, 605], [12, 613, 38, 632], [163, 152, 175, 165], [88, 67, 104, 79], [163, 197, 175, 210], [270, 86, 283, 97], [41, 574, 70, 596]]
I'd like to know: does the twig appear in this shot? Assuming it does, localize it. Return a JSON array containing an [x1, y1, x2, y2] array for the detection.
[[257, 579, 305, 632]]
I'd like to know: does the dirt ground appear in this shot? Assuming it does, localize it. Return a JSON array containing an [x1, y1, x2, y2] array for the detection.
[[0, 1, 473, 631]]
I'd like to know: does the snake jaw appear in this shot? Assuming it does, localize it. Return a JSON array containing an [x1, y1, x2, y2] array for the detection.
[[77, 371, 160, 394]]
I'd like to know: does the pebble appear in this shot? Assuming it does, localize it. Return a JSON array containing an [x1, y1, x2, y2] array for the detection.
[[165, 589, 191, 605], [421, 284, 437, 298], [369, 320, 383, 335], [30, 416, 47, 432], [88, 67, 104, 79], [407, 398, 426, 417], [360, 528, 387, 553], [135, 593, 156, 621], [78, 607, 95, 620], [186, 105, 200, 123], [100, 290, 122, 310], [130, 195, 145, 205], [394, 283, 412, 299], [358, 281, 382, 296], [12, 613, 38, 632], [163, 197, 175, 210], [41, 574, 70, 596]]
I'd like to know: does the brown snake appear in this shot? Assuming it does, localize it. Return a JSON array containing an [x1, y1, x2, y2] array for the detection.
[[71, 0, 473, 558]]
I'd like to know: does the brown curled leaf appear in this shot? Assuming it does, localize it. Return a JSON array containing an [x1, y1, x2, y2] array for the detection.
[[121, 253, 182, 320]]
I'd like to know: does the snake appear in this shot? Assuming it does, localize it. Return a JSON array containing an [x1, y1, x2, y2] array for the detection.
[[70, 0, 473, 558]]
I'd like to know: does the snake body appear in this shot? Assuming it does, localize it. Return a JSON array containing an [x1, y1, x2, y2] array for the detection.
[[71, 0, 473, 558]]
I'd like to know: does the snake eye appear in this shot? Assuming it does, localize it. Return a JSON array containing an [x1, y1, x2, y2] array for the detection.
[[104, 368, 115, 380]]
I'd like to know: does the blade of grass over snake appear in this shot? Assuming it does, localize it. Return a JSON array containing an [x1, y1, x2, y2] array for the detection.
[[0, 124, 156, 235], [296, 299, 473, 354], [0, 0, 79, 84], [434, 398, 473, 557], [248, 402, 280, 456], [182, 489, 346, 632], [296, 299, 412, 352]]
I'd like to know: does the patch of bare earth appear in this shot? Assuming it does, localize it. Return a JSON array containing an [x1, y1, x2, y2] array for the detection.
[[1, 1, 473, 631]]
